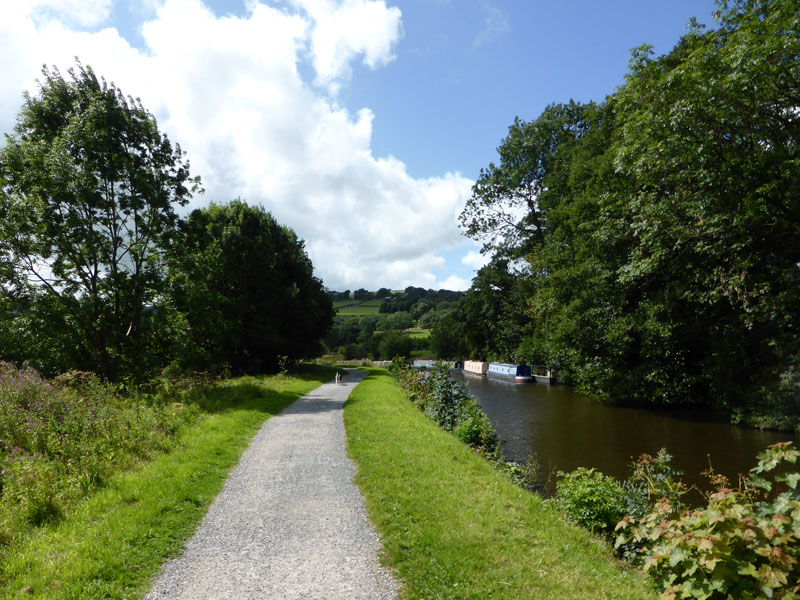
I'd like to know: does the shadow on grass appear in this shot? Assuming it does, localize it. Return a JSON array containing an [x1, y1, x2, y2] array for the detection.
[[191, 365, 340, 416]]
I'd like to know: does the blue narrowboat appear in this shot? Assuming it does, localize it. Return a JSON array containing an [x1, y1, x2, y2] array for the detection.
[[487, 363, 534, 383]]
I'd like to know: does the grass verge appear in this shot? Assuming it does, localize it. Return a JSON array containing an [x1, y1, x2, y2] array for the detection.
[[344, 369, 657, 600], [0, 366, 334, 599]]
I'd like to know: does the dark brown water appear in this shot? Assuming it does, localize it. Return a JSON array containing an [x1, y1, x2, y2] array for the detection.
[[455, 372, 795, 495]]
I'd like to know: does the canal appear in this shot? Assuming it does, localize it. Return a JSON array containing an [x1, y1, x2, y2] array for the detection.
[[453, 371, 796, 497]]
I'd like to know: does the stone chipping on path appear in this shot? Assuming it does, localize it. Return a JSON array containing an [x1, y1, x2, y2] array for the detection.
[[145, 369, 398, 600]]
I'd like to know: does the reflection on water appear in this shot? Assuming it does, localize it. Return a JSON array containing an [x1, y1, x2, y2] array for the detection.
[[455, 372, 795, 494]]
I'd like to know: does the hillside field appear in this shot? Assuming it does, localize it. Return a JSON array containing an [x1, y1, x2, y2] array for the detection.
[[333, 299, 384, 316]]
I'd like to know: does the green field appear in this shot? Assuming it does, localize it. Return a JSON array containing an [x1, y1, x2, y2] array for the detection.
[[334, 298, 383, 316], [405, 327, 430, 339]]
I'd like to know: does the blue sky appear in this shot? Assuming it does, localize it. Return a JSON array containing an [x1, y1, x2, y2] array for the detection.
[[1, 0, 718, 291]]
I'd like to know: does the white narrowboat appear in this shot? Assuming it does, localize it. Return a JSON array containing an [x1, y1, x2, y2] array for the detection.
[[463, 360, 489, 376]]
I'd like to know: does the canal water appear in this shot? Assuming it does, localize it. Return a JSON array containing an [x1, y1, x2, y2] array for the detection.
[[453, 372, 796, 497]]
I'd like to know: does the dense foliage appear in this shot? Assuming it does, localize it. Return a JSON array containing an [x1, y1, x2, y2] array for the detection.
[[0, 65, 333, 380], [615, 443, 800, 600], [168, 201, 333, 374], [392, 360, 498, 455], [551, 468, 627, 535], [451, 0, 800, 423], [323, 288, 463, 359], [0, 63, 200, 379]]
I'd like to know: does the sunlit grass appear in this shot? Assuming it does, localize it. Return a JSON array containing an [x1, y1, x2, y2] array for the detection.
[[0, 366, 334, 599], [344, 369, 657, 600], [405, 328, 430, 339]]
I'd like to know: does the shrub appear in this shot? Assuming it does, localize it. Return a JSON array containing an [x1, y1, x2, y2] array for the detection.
[[621, 449, 688, 520], [425, 368, 469, 432], [393, 361, 498, 454], [551, 467, 627, 535], [615, 442, 800, 600], [453, 400, 499, 456]]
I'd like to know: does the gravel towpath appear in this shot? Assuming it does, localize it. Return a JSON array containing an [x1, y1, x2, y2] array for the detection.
[[145, 369, 398, 600]]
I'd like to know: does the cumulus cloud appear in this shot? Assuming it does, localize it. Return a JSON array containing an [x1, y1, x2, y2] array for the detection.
[[0, 0, 472, 291], [462, 249, 490, 270], [289, 0, 403, 90]]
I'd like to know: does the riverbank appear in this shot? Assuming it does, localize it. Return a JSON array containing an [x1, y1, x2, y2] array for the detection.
[[0, 367, 335, 599], [344, 369, 656, 599]]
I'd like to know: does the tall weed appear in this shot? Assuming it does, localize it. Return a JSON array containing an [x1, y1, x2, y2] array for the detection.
[[0, 362, 205, 545]]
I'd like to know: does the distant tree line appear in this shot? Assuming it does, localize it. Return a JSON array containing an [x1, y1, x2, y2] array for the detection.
[[323, 287, 465, 360], [0, 63, 333, 380], [434, 0, 800, 427]]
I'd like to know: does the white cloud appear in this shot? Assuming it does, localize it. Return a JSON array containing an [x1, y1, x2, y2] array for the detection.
[[438, 275, 470, 291], [462, 249, 490, 270], [0, 0, 471, 291], [474, 2, 509, 47], [289, 0, 403, 90], [27, 0, 114, 27]]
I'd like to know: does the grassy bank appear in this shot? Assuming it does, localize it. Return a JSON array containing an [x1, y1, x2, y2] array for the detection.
[[344, 369, 657, 600], [0, 366, 333, 599]]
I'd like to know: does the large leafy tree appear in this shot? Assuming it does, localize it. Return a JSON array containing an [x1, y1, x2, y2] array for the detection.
[[605, 0, 800, 409], [0, 63, 200, 379], [461, 0, 800, 415], [168, 200, 334, 374]]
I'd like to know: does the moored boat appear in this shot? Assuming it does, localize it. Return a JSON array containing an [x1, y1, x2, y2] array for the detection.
[[532, 366, 556, 384], [487, 362, 533, 383], [463, 360, 489, 376]]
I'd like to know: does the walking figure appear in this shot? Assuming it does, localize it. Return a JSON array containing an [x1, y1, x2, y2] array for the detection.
[[335, 372, 341, 385]]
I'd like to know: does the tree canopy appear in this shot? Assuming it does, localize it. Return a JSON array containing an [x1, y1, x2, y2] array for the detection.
[[0, 63, 200, 378], [0, 64, 335, 380], [454, 0, 800, 421], [168, 200, 334, 374]]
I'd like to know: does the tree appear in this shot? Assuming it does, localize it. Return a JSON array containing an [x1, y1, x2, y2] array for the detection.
[[168, 200, 333, 374], [0, 62, 200, 379], [460, 101, 598, 261], [430, 312, 469, 360], [376, 330, 413, 360], [379, 311, 413, 331], [461, 0, 800, 415], [603, 0, 800, 409]]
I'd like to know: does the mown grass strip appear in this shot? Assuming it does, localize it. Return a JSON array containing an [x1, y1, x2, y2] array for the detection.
[[0, 367, 334, 599], [344, 369, 657, 600]]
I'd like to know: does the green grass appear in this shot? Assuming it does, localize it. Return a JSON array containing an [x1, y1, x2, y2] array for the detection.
[[344, 370, 657, 600], [333, 299, 358, 309], [336, 299, 383, 316], [405, 328, 430, 339], [0, 366, 335, 599]]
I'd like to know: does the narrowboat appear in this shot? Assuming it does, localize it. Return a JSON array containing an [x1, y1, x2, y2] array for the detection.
[[487, 362, 534, 383], [463, 360, 489, 376], [532, 366, 556, 384]]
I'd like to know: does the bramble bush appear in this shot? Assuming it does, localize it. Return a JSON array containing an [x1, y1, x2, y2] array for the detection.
[[615, 442, 800, 599], [0, 362, 207, 545]]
